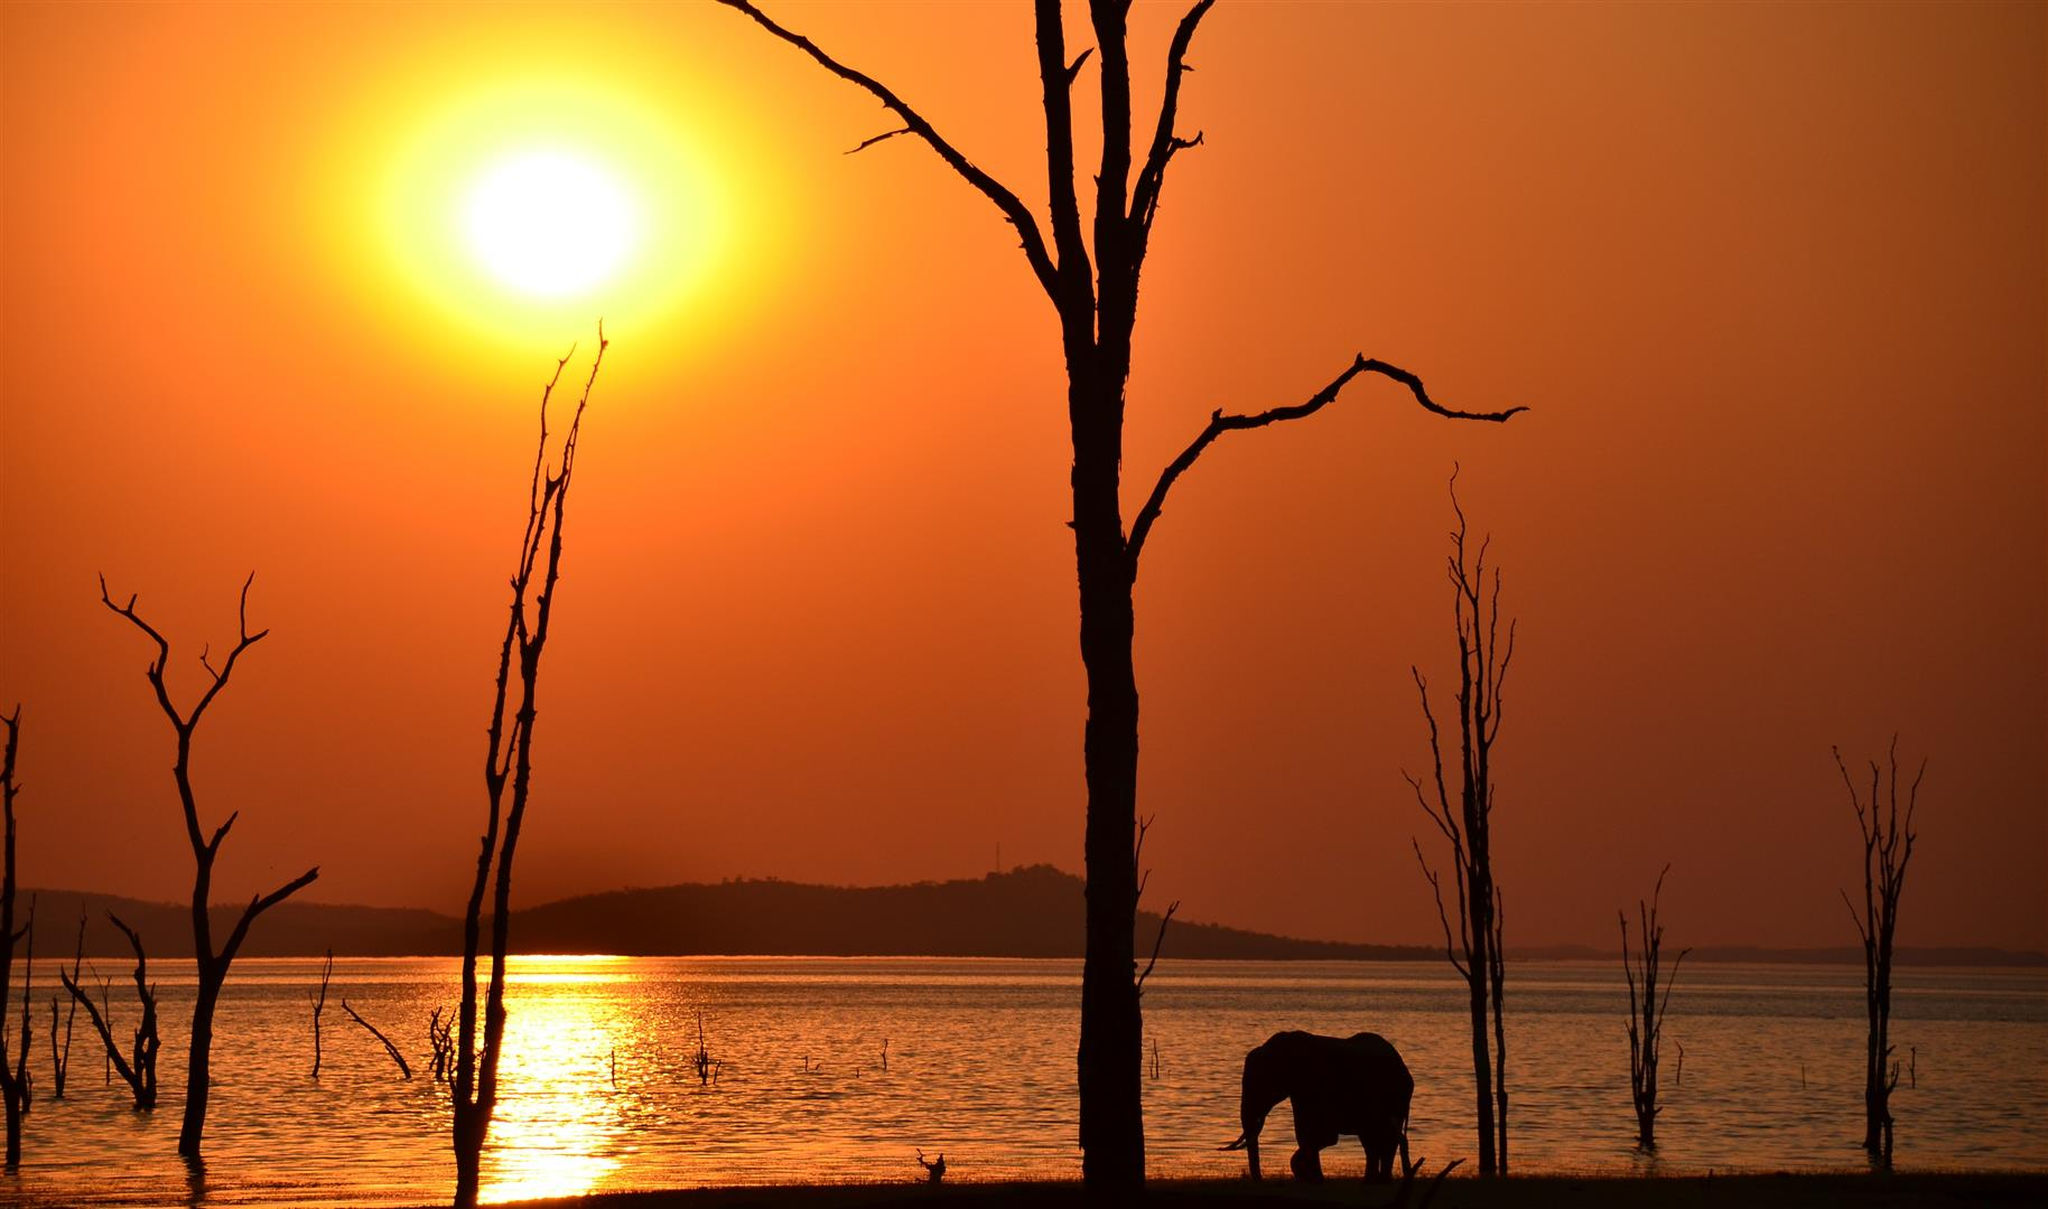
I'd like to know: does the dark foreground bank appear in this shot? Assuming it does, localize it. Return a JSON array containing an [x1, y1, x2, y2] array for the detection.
[[490, 1172, 2048, 1209]]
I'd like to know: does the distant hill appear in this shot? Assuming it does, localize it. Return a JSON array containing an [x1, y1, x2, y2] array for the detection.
[[9, 889, 457, 960], [15, 867, 1428, 961], [15, 870, 2044, 965], [510, 865, 1431, 960]]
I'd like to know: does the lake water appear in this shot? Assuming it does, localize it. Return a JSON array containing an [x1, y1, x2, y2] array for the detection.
[[0, 956, 2041, 1206]]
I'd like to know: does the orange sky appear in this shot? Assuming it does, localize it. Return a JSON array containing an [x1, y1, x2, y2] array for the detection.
[[2, 2, 2041, 951]]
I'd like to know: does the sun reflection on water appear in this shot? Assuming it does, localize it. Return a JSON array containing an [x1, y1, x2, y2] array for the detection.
[[480, 957, 638, 1204]]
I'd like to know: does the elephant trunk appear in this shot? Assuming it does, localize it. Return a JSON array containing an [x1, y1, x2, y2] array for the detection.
[[1237, 1044, 1286, 1182], [1236, 1099, 1273, 1181]]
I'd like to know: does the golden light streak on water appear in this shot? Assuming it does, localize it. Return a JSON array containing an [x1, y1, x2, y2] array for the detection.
[[481, 957, 632, 1203]]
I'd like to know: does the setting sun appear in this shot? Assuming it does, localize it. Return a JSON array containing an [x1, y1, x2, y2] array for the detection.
[[350, 63, 736, 354], [462, 149, 640, 299]]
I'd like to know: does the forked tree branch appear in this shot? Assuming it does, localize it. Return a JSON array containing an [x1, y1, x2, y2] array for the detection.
[[715, 0, 1060, 300], [1130, 0, 1215, 244], [218, 867, 321, 967], [98, 574, 270, 739], [1126, 355, 1526, 570]]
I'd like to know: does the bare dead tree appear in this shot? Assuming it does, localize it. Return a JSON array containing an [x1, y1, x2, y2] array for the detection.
[[310, 949, 332, 1079], [1621, 865, 1689, 1150], [342, 1000, 412, 1080], [100, 573, 320, 1158], [452, 331, 606, 1208], [0, 709, 28, 1166], [692, 1010, 721, 1086], [1837, 737, 1923, 1166], [60, 913, 159, 1110], [49, 910, 84, 1099], [1407, 474, 1514, 1174], [428, 1007, 454, 1084], [714, 1, 1525, 1188]]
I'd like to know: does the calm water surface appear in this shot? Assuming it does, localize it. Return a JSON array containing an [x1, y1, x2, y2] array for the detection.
[[1, 957, 2041, 1206]]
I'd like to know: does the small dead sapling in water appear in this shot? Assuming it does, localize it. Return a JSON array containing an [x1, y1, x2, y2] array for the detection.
[[60, 912, 158, 1111], [915, 1149, 946, 1185], [1837, 737, 1924, 1167], [310, 949, 333, 1079], [1621, 864, 1689, 1150], [427, 1006, 455, 1084], [692, 1010, 721, 1085], [49, 910, 84, 1099]]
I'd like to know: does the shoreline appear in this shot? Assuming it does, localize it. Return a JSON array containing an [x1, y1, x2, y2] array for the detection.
[[479, 1172, 2048, 1209]]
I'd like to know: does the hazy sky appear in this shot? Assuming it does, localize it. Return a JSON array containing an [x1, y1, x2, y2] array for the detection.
[[2, 2, 2041, 951]]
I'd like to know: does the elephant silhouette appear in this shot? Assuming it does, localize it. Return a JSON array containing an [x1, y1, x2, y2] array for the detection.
[[1222, 1030, 1413, 1182]]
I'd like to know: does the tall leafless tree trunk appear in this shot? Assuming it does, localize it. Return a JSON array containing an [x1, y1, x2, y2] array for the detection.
[[1837, 738, 1922, 1167], [1409, 475, 1514, 1175], [716, 3, 1525, 1186], [60, 913, 159, 1111], [0, 708, 27, 1167], [1621, 865, 1688, 1150], [100, 575, 320, 1159], [452, 332, 606, 1209]]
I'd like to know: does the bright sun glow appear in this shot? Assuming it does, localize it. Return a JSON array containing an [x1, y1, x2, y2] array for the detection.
[[462, 149, 640, 299], [347, 62, 755, 358]]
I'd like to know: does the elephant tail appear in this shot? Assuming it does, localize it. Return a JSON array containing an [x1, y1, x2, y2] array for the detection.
[[1220, 1133, 1249, 1152]]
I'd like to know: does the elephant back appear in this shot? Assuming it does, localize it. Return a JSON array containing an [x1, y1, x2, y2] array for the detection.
[[1340, 1032, 1414, 1102]]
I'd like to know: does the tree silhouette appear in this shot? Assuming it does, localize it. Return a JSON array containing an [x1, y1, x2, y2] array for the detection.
[[1620, 865, 1688, 1150], [310, 948, 332, 1080], [100, 575, 319, 1159], [0, 707, 29, 1167], [451, 332, 606, 1208], [49, 910, 86, 1099], [59, 913, 159, 1111], [1836, 737, 1922, 1166], [716, 2, 1524, 1186], [1408, 476, 1514, 1174]]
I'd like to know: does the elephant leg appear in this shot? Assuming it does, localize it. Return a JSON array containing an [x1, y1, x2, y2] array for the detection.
[[1368, 1129, 1402, 1183], [1291, 1125, 1335, 1183], [1290, 1147, 1324, 1182]]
